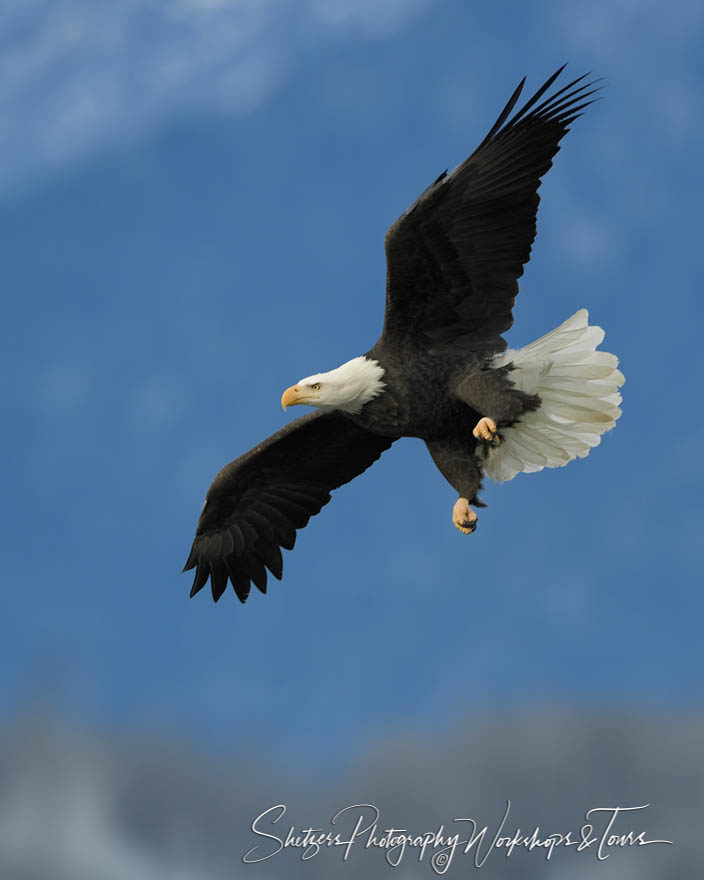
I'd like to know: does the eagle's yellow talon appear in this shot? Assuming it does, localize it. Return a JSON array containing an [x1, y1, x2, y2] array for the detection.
[[473, 416, 499, 444], [453, 497, 478, 534]]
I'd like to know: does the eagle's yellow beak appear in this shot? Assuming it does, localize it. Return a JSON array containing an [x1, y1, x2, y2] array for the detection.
[[281, 385, 303, 411]]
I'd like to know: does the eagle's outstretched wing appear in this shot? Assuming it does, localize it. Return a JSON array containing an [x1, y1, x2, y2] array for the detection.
[[183, 411, 394, 603], [382, 66, 600, 356]]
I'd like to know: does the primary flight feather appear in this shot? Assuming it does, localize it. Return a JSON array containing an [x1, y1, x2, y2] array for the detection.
[[184, 65, 624, 604]]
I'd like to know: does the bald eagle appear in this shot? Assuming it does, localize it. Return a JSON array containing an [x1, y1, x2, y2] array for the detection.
[[184, 66, 624, 604]]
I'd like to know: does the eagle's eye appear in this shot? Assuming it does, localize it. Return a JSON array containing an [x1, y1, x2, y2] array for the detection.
[[311, 383, 321, 391]]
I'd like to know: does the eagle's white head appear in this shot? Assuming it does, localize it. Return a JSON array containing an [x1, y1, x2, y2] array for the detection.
[[281, 356, 386, 415]]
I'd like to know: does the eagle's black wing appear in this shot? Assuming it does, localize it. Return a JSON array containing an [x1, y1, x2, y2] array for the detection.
[[183, 411, 394, 603], [382, 66, 600, 356]]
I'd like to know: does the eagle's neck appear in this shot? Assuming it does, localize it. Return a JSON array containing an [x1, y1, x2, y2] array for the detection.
[[317, 356, 386, 414]]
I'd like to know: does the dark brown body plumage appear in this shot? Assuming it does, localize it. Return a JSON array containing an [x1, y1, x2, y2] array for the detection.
[[358, 342, 539, 504]]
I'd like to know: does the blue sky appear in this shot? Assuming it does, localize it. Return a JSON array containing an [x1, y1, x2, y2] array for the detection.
[[2, 0, 703, 763]]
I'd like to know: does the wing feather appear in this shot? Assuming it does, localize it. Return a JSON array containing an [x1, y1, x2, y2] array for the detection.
[[209, 562, 229, 603], [382, 67, 600, 355], [224, 556, 252, 603], [184, 411, 394, 603], [256, 540, 284, 580]]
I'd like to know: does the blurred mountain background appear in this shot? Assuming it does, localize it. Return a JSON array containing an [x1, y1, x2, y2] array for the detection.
[[1, 709, 699, 877]]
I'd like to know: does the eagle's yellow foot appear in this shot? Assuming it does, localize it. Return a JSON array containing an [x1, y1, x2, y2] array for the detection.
[[473, 416, 499, 446], [453, 497, 478, 534]]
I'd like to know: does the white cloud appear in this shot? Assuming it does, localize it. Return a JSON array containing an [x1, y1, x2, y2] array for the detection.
[[309, 0, 430, 36], [0, 0, 430, 196]]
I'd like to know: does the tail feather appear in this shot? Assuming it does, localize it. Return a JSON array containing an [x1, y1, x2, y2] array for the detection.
[[481, 310, 624, 483], [540, 389, 621, 418]]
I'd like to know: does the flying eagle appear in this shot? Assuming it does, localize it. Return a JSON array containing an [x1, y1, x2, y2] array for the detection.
[[184, 66, 624, 604]]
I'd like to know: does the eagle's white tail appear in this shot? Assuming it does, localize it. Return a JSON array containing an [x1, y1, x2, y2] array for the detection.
[[481, 310, 624, 483]]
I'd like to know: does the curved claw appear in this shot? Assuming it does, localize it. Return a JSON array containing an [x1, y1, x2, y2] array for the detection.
[[453, 497, 478, 535], [473, 416, 500, 445]]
